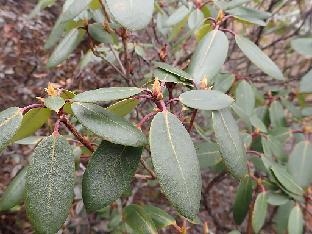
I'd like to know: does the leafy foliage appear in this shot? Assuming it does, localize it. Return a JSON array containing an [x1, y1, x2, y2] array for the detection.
[[1, 0, 312, 233]]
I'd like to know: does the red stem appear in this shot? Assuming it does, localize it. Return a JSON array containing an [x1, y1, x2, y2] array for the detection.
[[61, 117, 95, 153], [136, 111, 158, 129], [22, 103, 45, 114]]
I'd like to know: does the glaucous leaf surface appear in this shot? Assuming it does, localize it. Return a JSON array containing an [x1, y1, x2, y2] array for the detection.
[[274, 201, 294, 234], [252, 192, 268, 233], [154, 68, 183, 83], [143, 205, 176, 229], [235, 35, 284, 80], [195, 142, 222, 170], [106, 0, 154, 31], [266, 192, 289, 206], [61, 0, 92, 21], [124, 204, 157, 234], [0, 166, 28, 211], [233, 176, 253, 224], [149, 111, 201, 220], [212, 108, 248, 179], [269, 101, 285, 128], [227, 6, 271, 20], [165, 4, 190, 27], [188, 30, 229, 84], [15, 136, 43, 145], [47, 28, 85, 68], [0, 107, 23, 154], [215, 0, 251, 10], [83, 141, 142, 211], [212, 72, 235, 93], [291, 37, 312, 57], [180, 90, 234, 110], [154, 62, 193, 81], [250, 114, 267, 133], [44, 16, 66, 49], [12, 108, 51, 142], [88, 23, 114, 44], [299, 68, 312, 93], [106, 98, 139, 117], [270, 164, 304, 196], [25, 135, 75, 234], [288, 206, 303, 234], [188, 9, 204, 30], [72, 102, 146, 147], [44, 96, 65, 112], [73, 87, 142, 103], [288, 141, 312, 188], [235, 80, 255, 116]]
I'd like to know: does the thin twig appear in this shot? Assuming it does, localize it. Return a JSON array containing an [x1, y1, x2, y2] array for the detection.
[[140, 158, 157, 179], [188, 109, 198, 132], [21, 103, 45, 114], [61, 116, 95, 153], [136, 111, 158, 129]]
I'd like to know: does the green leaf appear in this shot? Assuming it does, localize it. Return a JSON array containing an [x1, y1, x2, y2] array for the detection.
[[233, 15, 266, 26], [188, 9, 204, 30], [288, 206, 303, 234], [165, 5, 190, 27], [228, 231, 241, 234], [215, 0, 251, 10], [88, 23, 113, 44], [0, 166, 28, 211], [270, 164, 304, 196], [195, 142, 222, 170], [44, 16, 65, 49], [212, 72, 235, 93], [188, 30, 229, 84], [235, 35, 284, 80], [252, 192, 268, 233], [73, 87, 142, 103], [106, 98, 139, 117], [299, 68, 312, 93], [154, 68, 184, 84], [235, 80, 255, 116], [47, 28, 85, 68], [273, 201, 293, 234], [269, 101, 285, 128], [180, 90, 234, 110], [106, 0, 154, 31], [250, 114, 267, 133], [143, 205, 176, 229], [291, 37, 312, 57], [82, 141, 142, 211], [288, 141, 312, 188], [12, 108, 51, 142], [44, 96, 65, 112], [227, 6, 271, 20], [154, 62, 193, 81], [233, 176, 253, 224], [72, 102, 146, 147], [149, 111, 201, 220], [267, 192, 289, 206], [25, 135, 75, 234], [212, 108, 248, 179], [195, 23, 212, 41], [15, 136, 43, 145], [61, 0, 92, 21], [0, 107, 23, 154], [124, 204, 157, 234]]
